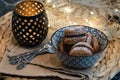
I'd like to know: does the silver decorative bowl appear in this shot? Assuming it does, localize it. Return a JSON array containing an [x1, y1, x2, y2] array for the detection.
[[51, 25, 108, 68]]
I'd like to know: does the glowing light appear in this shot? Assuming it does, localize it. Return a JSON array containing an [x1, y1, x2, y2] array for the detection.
[[90, 11, 94, 15], [73, 22, 78, 25], [85, 19, 89, 22], [64, 7, 72, 13], [53, 5, 56, 8], [46, 0, 52, 3], [89, 22, 93, 27], [69, 21, 72, 24], [115, 9, 118, 12], [48, 24, 51, 27]]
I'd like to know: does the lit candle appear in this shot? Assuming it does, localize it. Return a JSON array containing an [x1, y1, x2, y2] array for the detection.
[[12, 0, 48, 47]]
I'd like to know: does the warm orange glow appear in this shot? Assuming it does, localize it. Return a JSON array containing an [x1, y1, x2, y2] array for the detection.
[[15, 1, 44, 16]]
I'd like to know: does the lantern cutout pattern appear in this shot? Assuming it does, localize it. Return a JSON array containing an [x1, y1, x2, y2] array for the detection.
[[12, 1, 48, 47]]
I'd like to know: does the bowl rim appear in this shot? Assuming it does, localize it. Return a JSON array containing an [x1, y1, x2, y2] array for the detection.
[[51, 25, 108, 57]]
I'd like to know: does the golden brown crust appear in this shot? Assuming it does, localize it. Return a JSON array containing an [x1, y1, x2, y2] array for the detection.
[[69, 42, 93, 56], [58, 40, 64, 53], [86, 33, 93, 45], [93, 37, 99, 53], [70, 46, 93, 56], [86, 33, 100, 53], [63, 36, 87, 45], [60, 26, 100, 56], [63, 26, 87, 54], [63, 43, 73, 53], [72, 42, 94, 52], [64, 26, 86, 37]]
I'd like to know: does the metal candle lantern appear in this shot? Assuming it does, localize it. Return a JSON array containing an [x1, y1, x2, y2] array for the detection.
[[12, 0, 48, 47]]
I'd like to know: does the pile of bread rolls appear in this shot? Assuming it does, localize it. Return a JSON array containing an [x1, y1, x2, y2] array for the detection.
[[59, 26, 99, 56]]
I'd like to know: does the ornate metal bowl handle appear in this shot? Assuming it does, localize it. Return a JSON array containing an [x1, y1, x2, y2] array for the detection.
[[8, 41, 56, 70]]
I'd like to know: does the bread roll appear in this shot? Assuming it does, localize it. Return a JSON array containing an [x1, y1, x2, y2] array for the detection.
[[86, 33, 99, 53], [63, 26, 87, 53], [69, 42, 94, 56]]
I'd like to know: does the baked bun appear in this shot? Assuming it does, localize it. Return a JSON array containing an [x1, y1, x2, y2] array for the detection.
[[86, 33, 93, 45], [58, 40, 64, 53], [69, 42, 94, 56], [64, 26, 87, 44], [63, 26, 87, 53], [86, 33, 99, 53], [92, 37, 99, 53], [59, 26, 100, 56], [63, 36, 87, 45], [64, 26, 86, 37]]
